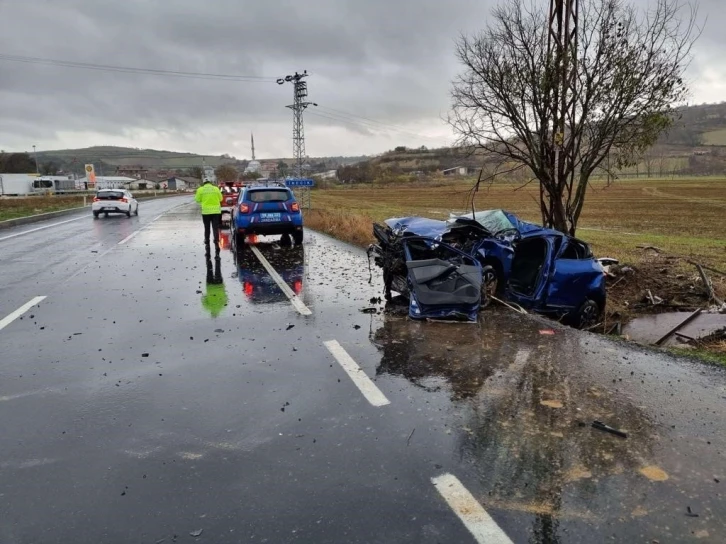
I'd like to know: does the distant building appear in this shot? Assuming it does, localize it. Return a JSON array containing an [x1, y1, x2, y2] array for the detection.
[[244, 160, 261, 174], [115, 166, 149, 179], [78, 176, 137, 189], [177, 176, 202, 190], [166, 177, 188, 191], [313, 170, 338, 180], [442, 166, 477, 176], [203, 165, 216, 183]]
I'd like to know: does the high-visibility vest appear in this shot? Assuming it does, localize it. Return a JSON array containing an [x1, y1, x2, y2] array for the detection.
[[195, 183, 223, 215]]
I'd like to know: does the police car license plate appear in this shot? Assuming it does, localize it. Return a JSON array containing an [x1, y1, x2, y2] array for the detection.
[[260, 213, 281, 222]]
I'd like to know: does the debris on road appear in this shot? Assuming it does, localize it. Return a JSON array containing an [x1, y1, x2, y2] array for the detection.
[[592, 420, 628, 439], [285, 323, 294, 330], [359, 307, 377, 313], [638, 466, 669, 482], [539, 329, 555, 335], [189, 529, 203, 537]]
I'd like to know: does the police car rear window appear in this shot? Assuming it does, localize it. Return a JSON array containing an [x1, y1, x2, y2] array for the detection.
[[248, 189, 289, 203]]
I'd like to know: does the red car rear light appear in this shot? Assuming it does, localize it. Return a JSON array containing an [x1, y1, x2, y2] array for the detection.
[[239, 203, 250, 213], [120, 197, 128, 203], [293, 280, 303, 294], [93, 197, 99, 202], [290, 202, 300, 212], [243, 282, 253, 296]]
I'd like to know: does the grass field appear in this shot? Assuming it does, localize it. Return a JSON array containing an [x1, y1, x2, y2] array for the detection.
[[308, 178, 726, 272], [0, 196, 86, 221], [702, 128, 726, 146]]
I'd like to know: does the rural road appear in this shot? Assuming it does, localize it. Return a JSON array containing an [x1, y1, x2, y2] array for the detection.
[[1, 200, 724, 543]]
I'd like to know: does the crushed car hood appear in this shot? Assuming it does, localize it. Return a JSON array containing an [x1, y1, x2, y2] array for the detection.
[[384, 216, 449, 239]]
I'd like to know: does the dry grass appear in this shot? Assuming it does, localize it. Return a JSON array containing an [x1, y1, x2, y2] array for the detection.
[[0, 196, 86, 221], [305, 209, 376, 248]]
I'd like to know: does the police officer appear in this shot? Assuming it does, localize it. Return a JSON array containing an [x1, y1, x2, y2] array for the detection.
[[195, 179, 224, 254]]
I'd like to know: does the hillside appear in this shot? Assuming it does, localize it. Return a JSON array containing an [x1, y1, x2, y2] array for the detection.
[[339, 102, 726, 182], [33, 146, 366, 177]]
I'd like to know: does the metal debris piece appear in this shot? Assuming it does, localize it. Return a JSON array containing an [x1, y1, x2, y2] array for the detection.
[[190, 529, 203, 537], [592, 420, 627, 439]]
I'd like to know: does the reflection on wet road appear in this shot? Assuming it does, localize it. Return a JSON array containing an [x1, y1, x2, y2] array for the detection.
[[371, 309, 725, 542], [1, 203, 724, 543]]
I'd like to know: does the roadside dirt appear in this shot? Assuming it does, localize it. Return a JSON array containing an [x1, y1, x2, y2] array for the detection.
[[604, 250, 726, 350]]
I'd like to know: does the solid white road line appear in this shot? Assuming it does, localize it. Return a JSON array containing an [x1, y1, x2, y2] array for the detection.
[[0, 216, 86, 242], [0, 296, 47, 332], [249, 245, 312, 316], [323, 340, 390, 407], [431, 473, 514, 544]]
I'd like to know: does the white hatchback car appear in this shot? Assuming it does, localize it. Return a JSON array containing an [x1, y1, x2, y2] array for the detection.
[[92, 189, 139, 218]]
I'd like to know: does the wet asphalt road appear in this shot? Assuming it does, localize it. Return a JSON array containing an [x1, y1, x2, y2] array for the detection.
[[1, 201, 725, 543]]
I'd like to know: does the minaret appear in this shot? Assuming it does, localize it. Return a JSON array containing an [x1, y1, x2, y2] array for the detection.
[[251, 133, 256, 161]]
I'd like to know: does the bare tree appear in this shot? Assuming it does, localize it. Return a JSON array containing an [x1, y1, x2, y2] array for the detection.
[[450, 0, 700, 235]]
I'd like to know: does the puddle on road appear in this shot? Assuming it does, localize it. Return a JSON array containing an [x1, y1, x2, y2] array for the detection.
[[367, 308, 715, 537]]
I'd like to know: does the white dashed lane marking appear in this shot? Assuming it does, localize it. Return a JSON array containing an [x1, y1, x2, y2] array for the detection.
[[432, 473, 514, 544], [0, 296, 47, 332], [324, 340, 390, 407]]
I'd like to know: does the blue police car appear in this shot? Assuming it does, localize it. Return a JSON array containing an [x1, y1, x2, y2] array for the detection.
[[231, 182, 304, 246]]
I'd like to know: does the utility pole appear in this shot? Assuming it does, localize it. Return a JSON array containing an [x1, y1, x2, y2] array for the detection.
[[546, 0, 579, 228], [32, 145, 39, 174], [251, 133, 256, 161], [277, 71, 317, 179]]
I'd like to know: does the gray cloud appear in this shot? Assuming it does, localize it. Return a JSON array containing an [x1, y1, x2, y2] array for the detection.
[[0, 0, 721, 159]]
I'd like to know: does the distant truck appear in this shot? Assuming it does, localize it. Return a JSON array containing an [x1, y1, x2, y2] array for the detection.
[[0, 174, 35, 196], [0, 174, 80, 196]]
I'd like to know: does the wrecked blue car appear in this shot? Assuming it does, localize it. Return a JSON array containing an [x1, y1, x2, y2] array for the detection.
[[369, 224, 482, 322], [370, 210, 606, 329]]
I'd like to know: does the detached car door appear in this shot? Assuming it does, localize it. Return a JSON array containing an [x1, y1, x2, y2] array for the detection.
[[402, 238, 482, 322]]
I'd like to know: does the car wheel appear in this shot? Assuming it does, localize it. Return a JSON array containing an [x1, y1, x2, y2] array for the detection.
[[480, 265, 498, 309], [134, 205, 139, 216], [126, 208, 131, 217], [235, 232, 246, 248], [280, 234, 292, 247], [104, 212, 109, 218], [572, 299, 601, 330], [292, 230, 303, 245], [93, 211, 99, 219]]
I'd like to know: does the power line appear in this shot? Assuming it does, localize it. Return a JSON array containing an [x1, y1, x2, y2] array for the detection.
[[316, 105, 430, 134], [309, 109, 445, 142], [0, 53, 278, 82]]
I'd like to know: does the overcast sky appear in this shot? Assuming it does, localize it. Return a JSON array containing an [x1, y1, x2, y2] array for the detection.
[[0, 0, 722, 160]]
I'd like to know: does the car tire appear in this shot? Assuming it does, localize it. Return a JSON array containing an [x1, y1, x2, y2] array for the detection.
[[571, 299, 601, 330], [280, 234, 292, 247], [234, 232, 246, 249], [292, 230, 303, 245], [93, 211, 99, 219], [134, 205, 139, 216], [480, 265, 498, 309], [126, 209, 131, 217], [104, 213, 109, 218]]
